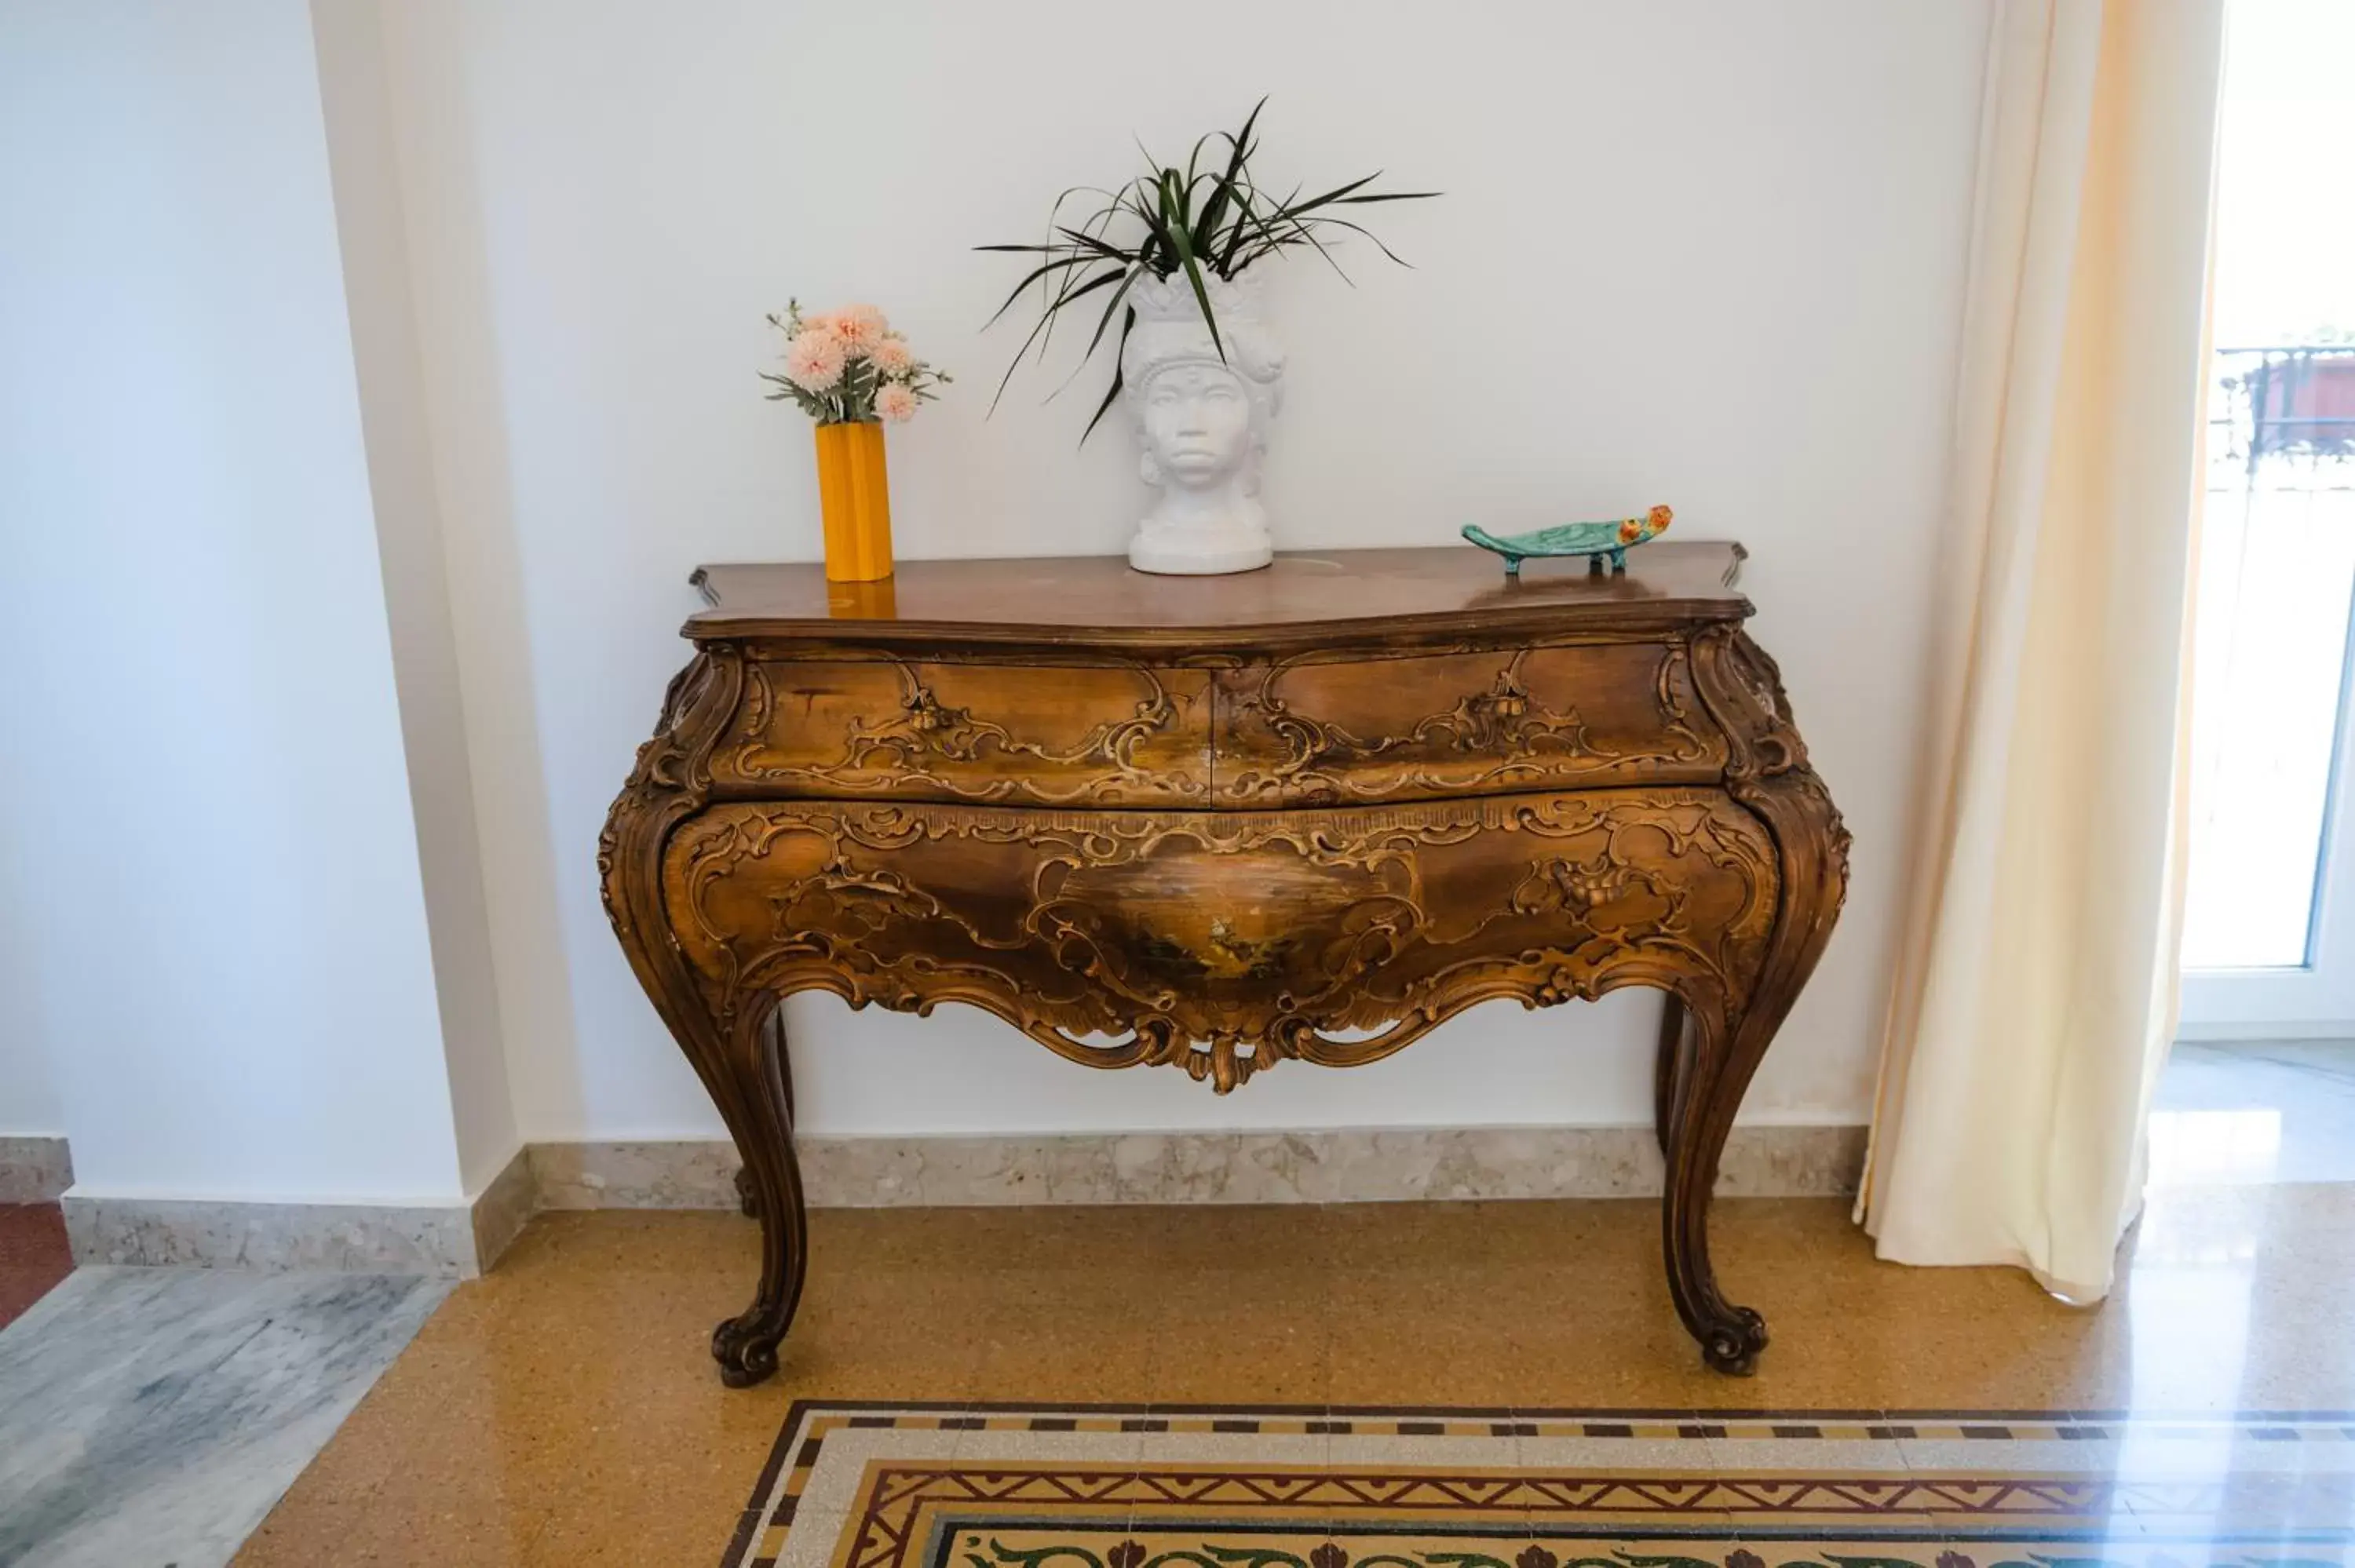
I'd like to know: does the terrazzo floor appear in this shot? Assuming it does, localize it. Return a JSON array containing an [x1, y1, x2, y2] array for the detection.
[[228, 1180, 2355, 1566]]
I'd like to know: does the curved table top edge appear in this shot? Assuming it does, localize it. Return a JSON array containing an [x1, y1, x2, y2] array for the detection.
[[683, 542, 1754, 652]]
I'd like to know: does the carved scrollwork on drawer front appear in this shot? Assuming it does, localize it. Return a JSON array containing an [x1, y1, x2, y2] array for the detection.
[[661, 788, 1778, 1093], [712, 657, 1213, 806], [1211, 643, 1725, 805]]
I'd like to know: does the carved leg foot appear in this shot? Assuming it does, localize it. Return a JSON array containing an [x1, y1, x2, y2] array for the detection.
[[712, 1310, 787, 1387], [1700, 1305, 1770, 1376], [714, 1218, 806, 1386]]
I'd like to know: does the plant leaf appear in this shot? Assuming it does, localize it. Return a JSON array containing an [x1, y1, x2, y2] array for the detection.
[[1220, 177, 1304, 275], [1052, 225, 1149, 266], [977, 97, 1434, 427], [1078, 265, 1143, 364], [984, 261, 1130, 414], [980, 252, 1105, 327], [1160, 170, 1225, 362], [1313, 214, 1415, 268], [1280, 170, 1384, 219], [1079, 308, 1135, 444], [1192, 97, 1266, 268]]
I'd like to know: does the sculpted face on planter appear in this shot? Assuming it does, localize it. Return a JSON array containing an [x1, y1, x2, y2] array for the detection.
[[1142, 363, 1253, 489], [1122, 279, 1284, 575]]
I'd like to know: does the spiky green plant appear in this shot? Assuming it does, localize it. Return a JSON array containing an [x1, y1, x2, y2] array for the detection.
[[978, 98, 1437, 439]]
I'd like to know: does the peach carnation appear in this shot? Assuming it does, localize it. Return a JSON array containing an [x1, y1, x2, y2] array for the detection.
[[868, 336, 915, 376], [783, 328, 846, 391], [831, 303, 889, 352], [873, 382, 918, 422]]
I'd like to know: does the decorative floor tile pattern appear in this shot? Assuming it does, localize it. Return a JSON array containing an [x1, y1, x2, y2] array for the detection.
[[734, 1403, 2355, 1568]]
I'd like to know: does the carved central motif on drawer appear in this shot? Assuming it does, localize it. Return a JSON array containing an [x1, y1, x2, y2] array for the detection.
[[662, 788, 1778, 1093], [1213, 643, 1725, 804], [716, 657, 1212, 806]]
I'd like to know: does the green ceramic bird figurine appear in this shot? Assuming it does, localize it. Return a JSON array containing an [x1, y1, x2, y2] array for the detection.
[[1462, 505, 1674, 577]]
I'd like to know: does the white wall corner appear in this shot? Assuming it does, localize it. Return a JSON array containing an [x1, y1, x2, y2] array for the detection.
[[311, 0, 523, 1195], [0, 0, 473, 1208]]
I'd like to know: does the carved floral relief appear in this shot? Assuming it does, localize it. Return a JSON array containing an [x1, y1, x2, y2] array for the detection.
[[662, 789, 1779, 1094], [1214, 644, 1724, 804], [715, 656, 1214, 805]]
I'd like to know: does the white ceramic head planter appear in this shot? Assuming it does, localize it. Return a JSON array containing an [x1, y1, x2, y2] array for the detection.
[[1120, 275, 1285, 575]]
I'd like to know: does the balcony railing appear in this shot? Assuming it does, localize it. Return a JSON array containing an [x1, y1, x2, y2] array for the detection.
[[2213, 344, 2355, 477]]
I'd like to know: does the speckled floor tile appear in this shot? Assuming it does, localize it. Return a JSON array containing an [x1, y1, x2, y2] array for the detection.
[[228, 1185, 2355, 1566]]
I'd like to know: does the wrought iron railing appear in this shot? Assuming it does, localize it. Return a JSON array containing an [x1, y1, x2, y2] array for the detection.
[[2212, 344, 2355, 477]]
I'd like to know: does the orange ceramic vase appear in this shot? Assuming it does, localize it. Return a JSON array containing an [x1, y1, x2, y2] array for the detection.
[[812, 420, 893, 582]]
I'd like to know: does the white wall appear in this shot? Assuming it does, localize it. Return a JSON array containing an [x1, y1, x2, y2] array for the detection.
[[375, 1, 1989, 1142], [0, 0, 473, 1202], [311, 0, 522, 1196]]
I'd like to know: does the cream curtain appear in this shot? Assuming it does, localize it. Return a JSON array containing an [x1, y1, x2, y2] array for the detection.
[[1857, 0, 2225, 1300]]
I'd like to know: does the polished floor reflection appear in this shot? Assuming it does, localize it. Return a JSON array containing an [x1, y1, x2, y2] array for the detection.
[[233, 1179, 2355, 1566], [2155, 1037, 2355, 1183]]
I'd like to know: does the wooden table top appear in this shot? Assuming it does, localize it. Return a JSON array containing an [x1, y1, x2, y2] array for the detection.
[[686, 542, 1751, 651]]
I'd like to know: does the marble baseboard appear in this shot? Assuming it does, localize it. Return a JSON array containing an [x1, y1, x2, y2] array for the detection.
[[60, 1147, 535, 1278], [532, 1139, 750, 1211], [467, 1147, 535, 1271], [0, 1136, 73, 1202], [51, 1127, 1865, 1274], [534, 1125, 1868, 1210], [64, 1195, 480, 1278]]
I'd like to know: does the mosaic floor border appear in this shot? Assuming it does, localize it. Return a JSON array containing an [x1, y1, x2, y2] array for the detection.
[[727, 1402, 2355, 1568]]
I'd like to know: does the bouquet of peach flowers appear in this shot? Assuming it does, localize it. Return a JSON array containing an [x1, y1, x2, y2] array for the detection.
[[761, 301, 948, 425]]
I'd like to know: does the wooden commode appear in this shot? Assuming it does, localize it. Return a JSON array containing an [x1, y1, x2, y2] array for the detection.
[[599, 543, 1849, 1385]]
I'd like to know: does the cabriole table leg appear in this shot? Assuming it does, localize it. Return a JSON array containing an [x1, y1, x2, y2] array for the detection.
[[708, 993, 808, 1388], [1656, 781, 1846, 1373]]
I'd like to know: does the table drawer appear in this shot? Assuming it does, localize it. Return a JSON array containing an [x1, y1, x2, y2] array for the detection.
[[1211, 642, 1726, 805], [663, 788, 1780, 1076], [713, 656, 1212, 806]]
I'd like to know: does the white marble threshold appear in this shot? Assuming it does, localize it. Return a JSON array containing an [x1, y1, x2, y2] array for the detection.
[[0, 1265, 449, 1568], [53, 1125, 1866, 1274]]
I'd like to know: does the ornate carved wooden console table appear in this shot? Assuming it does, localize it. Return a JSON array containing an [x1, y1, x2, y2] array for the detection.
[[600, 543, 1848, 1385]]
